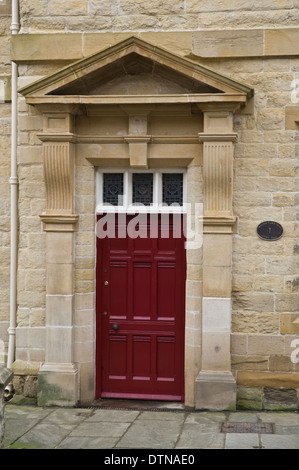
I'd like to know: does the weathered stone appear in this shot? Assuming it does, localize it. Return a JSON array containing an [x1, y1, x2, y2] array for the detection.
[[264, 387, 298, 410], [238, 372, 299, 388], [232, 355, 268, 371], [237, 386, 263, 410]]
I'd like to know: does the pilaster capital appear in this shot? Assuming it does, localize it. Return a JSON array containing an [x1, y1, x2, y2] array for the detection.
[[201, 215, 238, 234], [40, 213, 79, 232], [198, 132, 238, 143]]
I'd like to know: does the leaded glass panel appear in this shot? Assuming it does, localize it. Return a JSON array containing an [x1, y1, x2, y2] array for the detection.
[[103, 173, 123, 206], [133, 173, 153, 206], [162, 173, 183, 206]]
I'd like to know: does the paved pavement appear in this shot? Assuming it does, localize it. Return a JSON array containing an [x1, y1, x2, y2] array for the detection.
[[2, 401, 299, 450]]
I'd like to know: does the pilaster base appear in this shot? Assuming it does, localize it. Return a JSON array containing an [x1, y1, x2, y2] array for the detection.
[[37, 363, 78, 407], [195, 370, 236, 411]]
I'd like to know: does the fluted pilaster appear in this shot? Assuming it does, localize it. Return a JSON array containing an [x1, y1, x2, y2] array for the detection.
[[43, 141, 74, 213], [196, 111, 237, 410]]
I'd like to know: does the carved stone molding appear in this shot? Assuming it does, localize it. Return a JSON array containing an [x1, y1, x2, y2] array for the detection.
[[202, 215, 238, 234], [38, 113, 78, 233], [199, 133, 237, 218]]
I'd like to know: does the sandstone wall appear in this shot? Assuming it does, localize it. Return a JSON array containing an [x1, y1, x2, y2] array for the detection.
[[18, 0, 299, 33]]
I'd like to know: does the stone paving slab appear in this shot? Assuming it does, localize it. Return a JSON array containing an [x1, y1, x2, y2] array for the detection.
[[225, 433, 260, 449], [115, 418, 182, 448], [9, 423, 74, 449], [57, 436, 120, 449], [70, 421, 132, 438], [176, 431, 226, 449], [2, 404, 299, 450], [260, 434, 299, 449]]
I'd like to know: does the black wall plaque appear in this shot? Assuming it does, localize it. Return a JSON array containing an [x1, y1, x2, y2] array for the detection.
[[257, 221, 283, 241]]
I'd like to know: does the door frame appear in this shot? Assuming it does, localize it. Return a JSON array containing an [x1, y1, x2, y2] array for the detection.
[[95, 168, 187, 400]]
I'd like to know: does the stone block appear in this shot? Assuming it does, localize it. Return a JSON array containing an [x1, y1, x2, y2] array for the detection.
[[269, 159, 297, 176], [30, 309, 46, 328], [38, 364, 79, 407], [257, 108, 285, 130], [264, 387, 298, 410], [272, 193, 295, 207], [185, 295, 202, 313], [203, 266, 231, 298], [0, 0, 11, 15], [237, 386, 263, 410], [232, 355, 268, 371], [231, 334, 247, 355], [203, 233, 232, 267], [46, 295, 74, 327], [74, 340, 94, 363], [257, 314, 280, 335], [18, 146, 42, 165], [46, 232, 73, 264], [248, 335, 284, 356], [265, 28, 299, 56], [79, 362, 95, 405], [233, 292, 275, 314], [45, 326, 74, 364], [0, 76, 11, 102], [46, 263, 74, 296], [11, 34, 84, 62], [238, 371, 299, 388], [269, 355, 294, 372], [276, 294, 299, 313], [195, 371, 236, 411], [10, 361, 39, 399], [193, 29, 263, 58]]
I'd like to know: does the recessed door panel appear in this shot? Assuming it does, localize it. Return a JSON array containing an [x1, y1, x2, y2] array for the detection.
[[156, 336, 175, 380], [132, 335, 151, 380], [108, 335, 127, 379], [157, 263, 176, 319], [109, 262, 128, 319], [133, 263, 152, 319]]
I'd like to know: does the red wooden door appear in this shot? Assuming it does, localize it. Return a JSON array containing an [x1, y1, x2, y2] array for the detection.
[[96, 213, 186, 401]]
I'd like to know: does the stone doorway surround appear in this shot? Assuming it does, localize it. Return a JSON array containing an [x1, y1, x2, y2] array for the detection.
[[19, 37, 253, 409]]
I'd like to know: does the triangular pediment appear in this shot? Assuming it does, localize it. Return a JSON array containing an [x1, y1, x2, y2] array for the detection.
[[19, 36, 253, 106]]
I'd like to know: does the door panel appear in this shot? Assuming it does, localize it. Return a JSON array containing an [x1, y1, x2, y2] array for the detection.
[[96, 213, 186, 401]]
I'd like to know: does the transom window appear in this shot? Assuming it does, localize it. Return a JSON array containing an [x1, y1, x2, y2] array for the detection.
[[96, 169, 186, 213]]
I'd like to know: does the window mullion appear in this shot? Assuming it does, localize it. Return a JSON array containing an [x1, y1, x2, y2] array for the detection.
[[154, 171, 162, 207], [124, 171, 130, 209]]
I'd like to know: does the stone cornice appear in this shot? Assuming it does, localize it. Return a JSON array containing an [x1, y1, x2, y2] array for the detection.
[[38, 133, 201, 144], [37, 132, 76, 142], [24, 93, 248, 107]]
